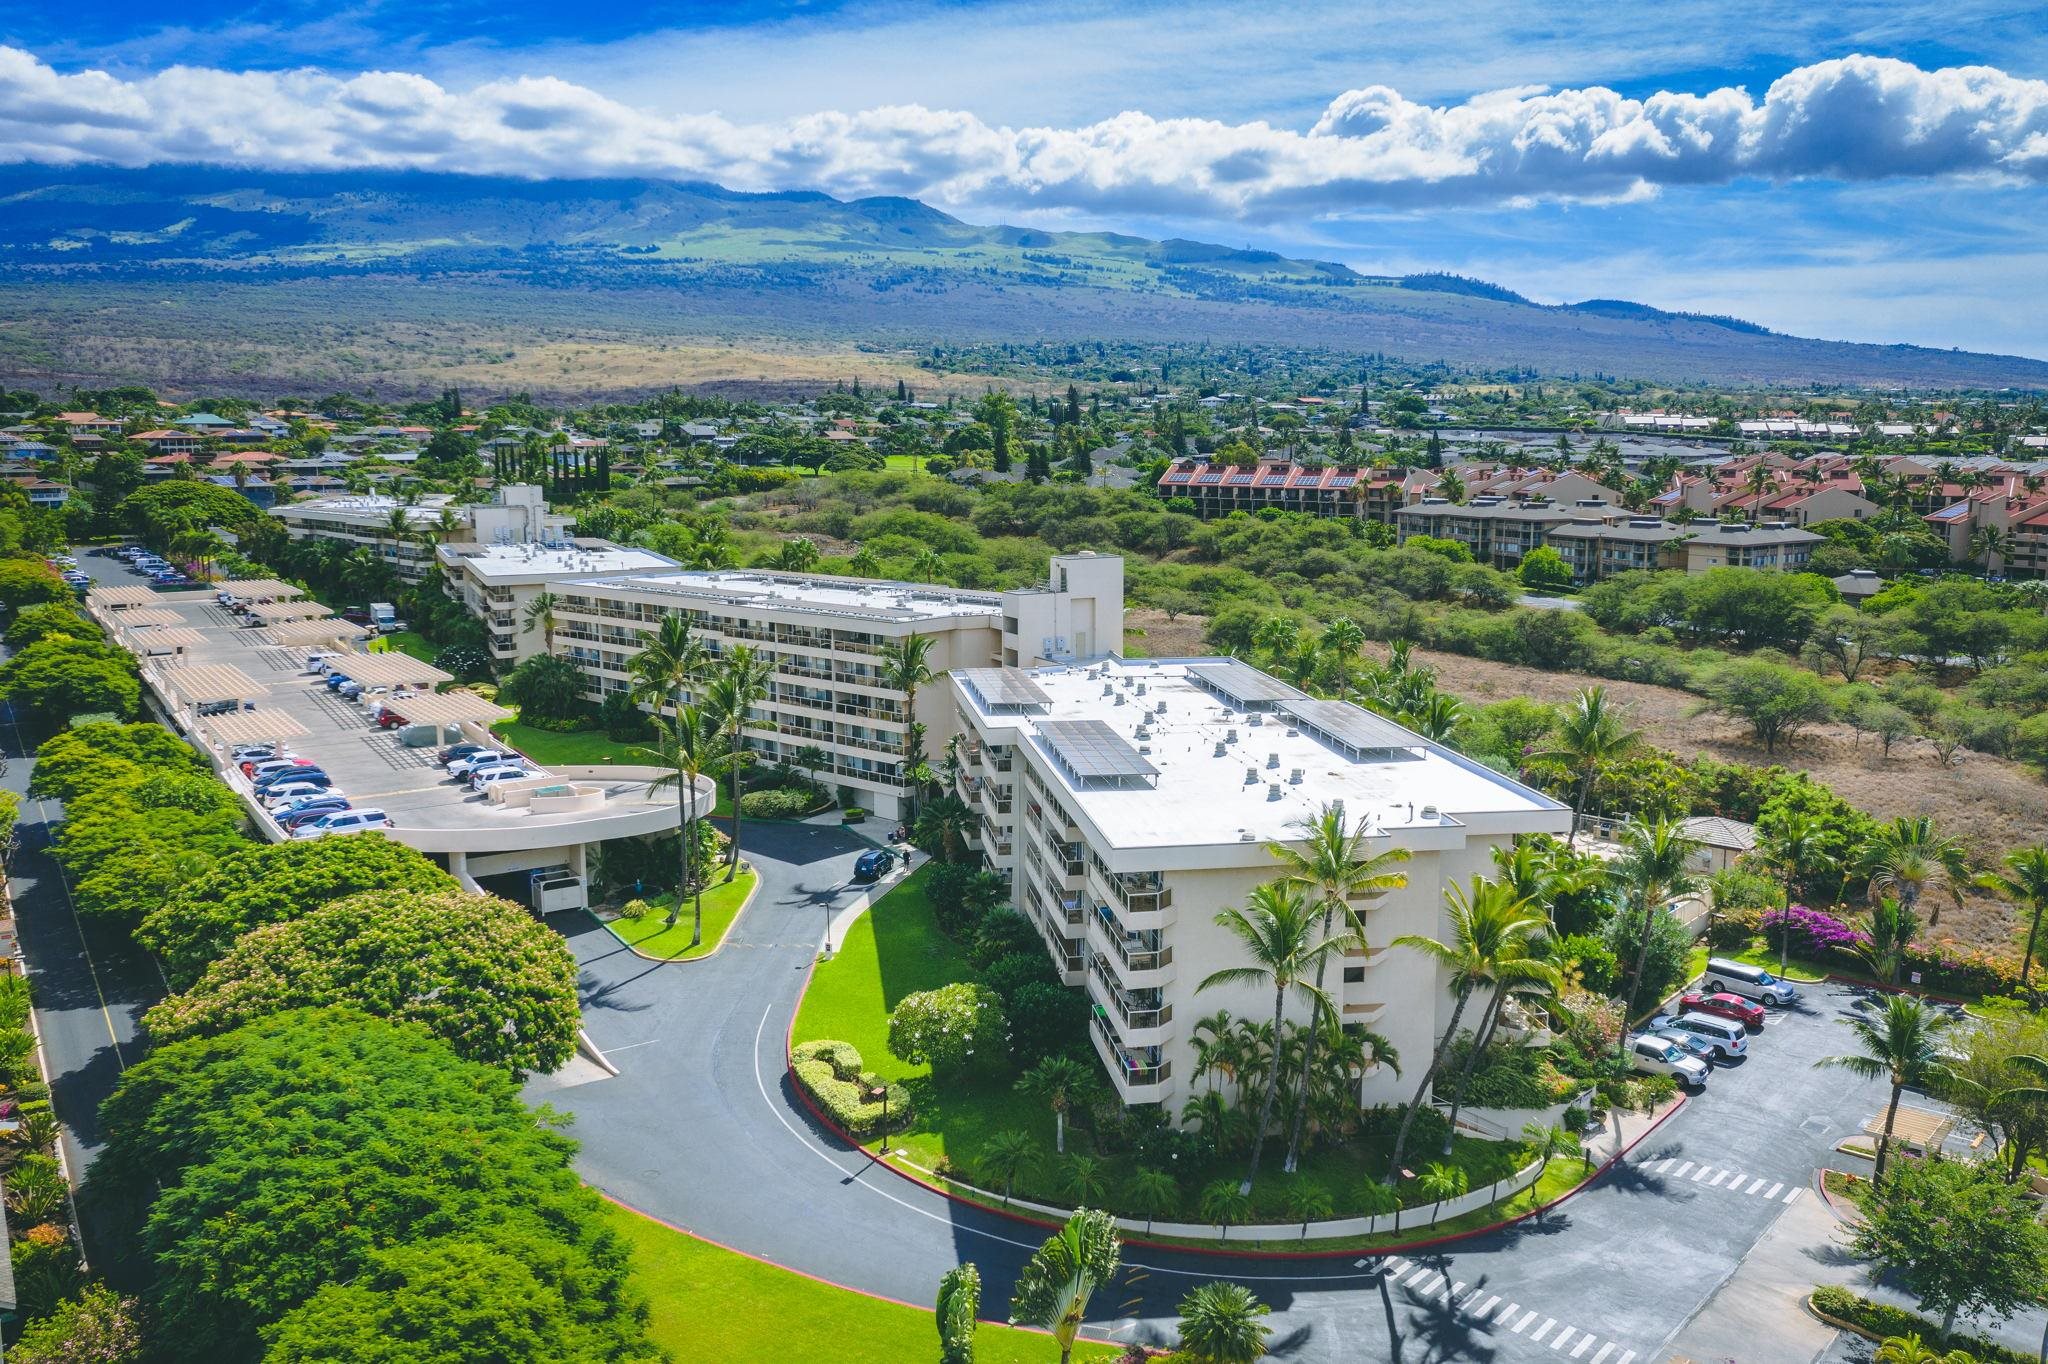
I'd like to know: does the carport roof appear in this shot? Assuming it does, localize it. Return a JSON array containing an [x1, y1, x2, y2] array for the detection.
[[339, 653, 452, 686], [1864, 1106, 1956, 1150], [87, 585, 160, 608], [112, 608, 184, 628], [390, 691, 514, 725], [247, 600, 331, 621], [202, 710, 310, 744], [265, 619, 372, 645], [220, 578, 304, 600], [131, 628, 206, 651], [158, 662, 269, 702]]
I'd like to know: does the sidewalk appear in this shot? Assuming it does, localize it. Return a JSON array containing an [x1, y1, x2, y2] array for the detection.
[[1661, 1188, 1852, 1363], [820, 839, 927, 954]]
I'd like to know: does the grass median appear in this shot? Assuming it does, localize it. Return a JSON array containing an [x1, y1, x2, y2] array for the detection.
[[608, 869, 757, 960]]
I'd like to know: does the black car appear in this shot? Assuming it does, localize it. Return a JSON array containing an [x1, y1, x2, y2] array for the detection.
[[852, 848, 896, 882], [438, 742, 488, 765]]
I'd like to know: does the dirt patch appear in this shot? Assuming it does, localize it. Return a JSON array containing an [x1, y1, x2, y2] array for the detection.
[[1123, 610, 2038, 954]]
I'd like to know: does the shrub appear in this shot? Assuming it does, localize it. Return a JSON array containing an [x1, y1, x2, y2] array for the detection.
[[1760, 905, 1864, 960], [981, 950, 1056, 1004], [887, 984, 1005, 1073], [1005, 981, 1091, 1066], [969, 910, 1043, 971], [738, 786, 820, 820], [1438, 1039, 1577, 1110], [1559, 934, 1619, 995], [1807, 1286, 2031, 1364], [8, 1229, 83, 1322], [1706, 905, 1764, 950], [10, 1285, 146, 1364], [599, 689, 651, 742], [790, 1040, 911, 1135], [925, 863, 1008, 940]]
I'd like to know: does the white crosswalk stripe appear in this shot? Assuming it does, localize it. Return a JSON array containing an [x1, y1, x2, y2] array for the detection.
[[1708, 1169, 1732, 1186], [1671, 1160, 1694, 1178], [1763, 1181, 1783, 1199], [1513, 1310, 1538, 1333], [1498, 1301, 1523, 1323], [1592, 1344, 1616, 1364], [1784, 1186, 1804, 1204], [1617, 1351, 1637, 1364], [1690, 1165, 1714, 1181], [1746, 1177, 1768, 1194], [1572, 1335, 1596, 1358], [1422, 1277, 1638, 1364], [1476, 1294, 1500, 1317], [1551, 1326, 1577, 1350], [1530, 1318, 1557, 1343]]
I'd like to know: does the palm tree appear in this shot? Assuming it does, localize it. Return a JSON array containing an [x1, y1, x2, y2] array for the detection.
[[1438, 897, 1559, 1148], [1613, 818, 1703, 1037], [1976, 847, 2048, 1001], [628, 613, 708, 718], [521, 590, 561, 653], [1490, 838, 1604, 932], [1198, 1179, 1253, 1238], [1125, 1168, 1179, 1232], [1180, 1090, 1251, 1153], [1416, 1161, 1469, 1218], [1007, 1209, 1121, 1364], [911, 547, 947, 583], [1875, 1333, 1976, 1364], [1198, 882, 1344, 1195], [1283, 1180, 1334, 1236], [1813, 994, 1953, 1182], [978, 1130, 1039, 1206], [1264, 802, 1410, 1175], [701, 645, 774, 882], [775, 537, 822, 573], [848, 546, 882, 578], [1520, 1122, 1583, 1223], [1756, 809, 1835, 973], [913, 793, 974, 863], [878, 633, 936, 812], [633, 707, 727, 940], [1385, 876, 1547, 1180], [1532, 687, 1641, 843], [1175, 1282, 1272, 1364], [1016, 1055, 1094, 1156], [1061, 1155, 1109, 1206], [1859, 898, 1921, 988], [1861, 816, 1969, 928]]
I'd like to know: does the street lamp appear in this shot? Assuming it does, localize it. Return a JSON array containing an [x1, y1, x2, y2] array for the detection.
[[869, 1084, 890, 1155]]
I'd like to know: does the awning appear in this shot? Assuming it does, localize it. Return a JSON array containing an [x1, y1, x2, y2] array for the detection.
[[112, 608, 184, 628], [247, 600, 332, 621], [337, 652, 451, 687], [158, 662, 268, 703], [265, 619, 373, 646], [386, 691, 514, 725], [202, 710, 310, 745], [87, 585, 160, 609], [219, 578, 305, 601], [130, 628, 207, 652]]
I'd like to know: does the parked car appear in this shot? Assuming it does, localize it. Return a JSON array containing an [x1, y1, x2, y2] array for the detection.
[[244, 756, 314, 779], [1675, 991, 1767, 1029], [231, 744, 293, 764], [291, 809, 390, 839], [376, 710, 409, 730], [1629, 1035, 1710, 1089], [323, 673, 354, 691], [469, 766, 538, 792], [336, 680, 366, 699], [1646, 1026, 1720, 1066], [278, 799, 352, 829], [1702, 958, 1800, 1007], [262, 780, 338, 809], [1648, 1011, 1749, 1061], [196, 699, 256, 717], [304, 652, 344, 674], [852, 848, 896, 882], [447, 750, 515, 778], [438, 742, 489, 765], [254, 767, 331, 793]]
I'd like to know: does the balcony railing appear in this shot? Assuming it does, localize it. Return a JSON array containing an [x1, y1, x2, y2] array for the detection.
[[1091, 1012, 1169, 1089], [1087, 958, 1172, 1032], [1092, 903, 1172, 974], [1041, 829, 1084, 878]]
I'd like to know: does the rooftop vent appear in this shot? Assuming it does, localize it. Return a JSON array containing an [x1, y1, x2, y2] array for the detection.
[[1285, 727, 1300, 737], [1267, 783, 1284, 801], [1138, 744, 1153, 755], [1420, 804, 1439, 819], [1249, 713, 1263, 727], [1238, 832, 1257, 842], [1113, 693, 1126, 706], [1266, 752, 1280, 769], [1289, 768, 1304, 785]]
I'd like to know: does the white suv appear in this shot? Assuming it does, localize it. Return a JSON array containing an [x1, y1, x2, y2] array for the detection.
[[291, 809, 391, 839], [1630, 1035, 1710, 1089]]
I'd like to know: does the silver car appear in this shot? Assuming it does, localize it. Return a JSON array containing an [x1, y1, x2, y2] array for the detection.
[[1629, 1035, 1710, 1089]]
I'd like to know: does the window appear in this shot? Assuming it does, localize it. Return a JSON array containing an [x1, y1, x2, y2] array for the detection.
[[1341, 966, 1365, 984]]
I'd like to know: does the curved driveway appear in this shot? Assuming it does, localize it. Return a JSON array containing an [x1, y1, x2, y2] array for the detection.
[[537, 821, 2016, 1363]]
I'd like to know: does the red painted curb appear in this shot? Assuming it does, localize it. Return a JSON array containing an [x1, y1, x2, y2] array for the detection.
[[784, 947, 1694, 1260]]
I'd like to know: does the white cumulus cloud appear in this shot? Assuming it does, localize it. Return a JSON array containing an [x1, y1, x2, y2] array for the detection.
[[0, 47, 2044, 218]]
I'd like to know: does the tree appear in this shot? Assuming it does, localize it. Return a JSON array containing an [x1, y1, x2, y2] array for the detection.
[[1125, 1168, 1179, 1232], [1852, 1156, 2048, 1344], [913, 793, 976, 863], [1859, 898, 1921, 987], [1517, 545, 1573, 592], [1698, 660, 1831, 754], [1008, 1209, 1120, 1364], [1976, 847, 2048, 1000], [1755, 809, 1836, 973], [497, 654, 587, 725], [1198, 882, 1343, 1195], [887, 983, 1004, 1072], [1416, 1161, 1469, 1217], [878, 634, 936, 811], [1531, 687, 1640, 841], [0, 637, 139, 723], [1862, 815, 1970, 928], [626, 612, 707, 717], [4, 602, 100, 650], [1613, 818, 1703, 1033], [93, 1010, 658, 1364], [1174, 1282, 1272, 1364], [935, 1264, 980, 1364], [1264, 802, 1410, 1173], [1874, 1335, 1977, 1364], [1436, 892, 1559, 1145], [774, 537, 822, 573], [978, 1131, 1039, 1205], [138, 835, 457, 989], [9, 1285, 146, 1364], [634, 707, 727, 939], [1015, 1055, 1095, 1155], [975, 392, 1018, 474], [143, 890, 581, 1074], [0, 560, 72, 615], [701, 646, 773, 881], [1814, 994, 1953, 1182], [520, 591, 560, 653]]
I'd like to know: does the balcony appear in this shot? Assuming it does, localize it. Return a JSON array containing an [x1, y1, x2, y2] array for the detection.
[[978, 816, 1013, 859], [1037, 875, 1085, 929], [1040, 829, 1085, 879], [1089, 865, 1173, 929], [1086, 958, 1172, 1046], [1090, 1013, 1170, 1102], [1034, 909, 1084, 979], [1090, 904, 1174, 981]]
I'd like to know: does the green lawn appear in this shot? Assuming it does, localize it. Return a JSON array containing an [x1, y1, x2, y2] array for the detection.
[[605, 1200, 1118, 1363], [609, 869, 757, 960], [1686, 938, 1836, 987], [368, 630, 437, 663], [793, 867, 1531, 1226], [492, 719, 640, 767]]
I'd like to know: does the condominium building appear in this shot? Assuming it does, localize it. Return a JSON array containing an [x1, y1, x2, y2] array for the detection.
[[539, 553, 1125, 820], [1546, 518, 1823, 582], [1393, 496, 1612, 570], [947, 656, 1568, 1112], [272, 484, 572, 581], [437, 540, 682, 664]]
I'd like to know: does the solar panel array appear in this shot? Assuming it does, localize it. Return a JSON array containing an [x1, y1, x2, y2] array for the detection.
[[1037, 719, 1159, 783], [955, 668, 1053, 710], [1185, 658, 1299, 709], [1281, 698, 1422, 756]]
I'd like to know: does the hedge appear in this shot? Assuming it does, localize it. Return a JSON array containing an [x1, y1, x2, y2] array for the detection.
[[1808, 1286, 2030, 1363], [739, 786, 824, 820], [791, 1039, 911, 1136]]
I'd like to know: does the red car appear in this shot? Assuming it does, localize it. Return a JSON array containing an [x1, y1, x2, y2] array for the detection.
[[1678, 991, 1766, 1029]]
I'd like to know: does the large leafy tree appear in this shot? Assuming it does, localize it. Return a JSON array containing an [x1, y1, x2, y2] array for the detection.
[[93, 1010, 658, 1364], [0, 636, 139, 723], [144, 890, 580, 1074], [139, 834, 458, 988], [1852, 1155, 2048, 1344], [1007, 1209, 1120, 1364]]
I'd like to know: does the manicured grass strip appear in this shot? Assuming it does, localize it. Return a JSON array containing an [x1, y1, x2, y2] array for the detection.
[[608, 870, 757, 960], [604, 1198, 1120, 1363], [793, 862, 959, 1077], [491, 718, 639, 766], [368, 630, 438, 663]]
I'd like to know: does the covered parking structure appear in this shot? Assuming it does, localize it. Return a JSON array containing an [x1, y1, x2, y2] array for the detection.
[[126, 627, 207, 657], [157, 662, 269, 708], [86, 585, 162, 611], [219, 579, 305, 601], [265, 618, 373, 647], [334, 653, 452, 688], [387, 691, 514, 728], [109, 608, 184, 629], [200, 709, 309, 748], [247, 600, 332, 623]]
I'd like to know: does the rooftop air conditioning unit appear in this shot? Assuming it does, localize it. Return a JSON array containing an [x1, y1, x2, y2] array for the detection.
[[1420, 804, 1439, 819], [1136, 682, 1147, 696], [1244, 767, 1259, 784], [1214, 741, 1228, 757], [1238, 832, 1256, 842], [1113, 693, 1126, 706], [1289, 768, 1303, 784], [1138, 744, 1152, 755], [1249, 712, 1263, 727], [1266, 752, 1280, 768], [1267, 783, 1283, 801], [1226, 728, 1238, 743]]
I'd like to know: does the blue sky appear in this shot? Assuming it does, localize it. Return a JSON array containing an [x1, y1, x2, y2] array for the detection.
[[6, 0, 2048, 358]]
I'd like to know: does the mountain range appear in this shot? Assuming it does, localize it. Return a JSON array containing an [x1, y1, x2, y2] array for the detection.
[[2, 165, 2044, 395]]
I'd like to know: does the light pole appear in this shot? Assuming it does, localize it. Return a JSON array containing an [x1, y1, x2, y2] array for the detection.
[[869, 1084, 889, 1155]]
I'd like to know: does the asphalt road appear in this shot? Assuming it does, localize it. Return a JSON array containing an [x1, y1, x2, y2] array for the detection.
[[543, 839, 2048, 1364]]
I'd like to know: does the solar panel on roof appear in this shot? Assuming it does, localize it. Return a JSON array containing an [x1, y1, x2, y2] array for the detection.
[[955, 668, 1052, 709], [1184, 659, 1299, 707], [1282, 698, 1422, 753], [1037, 720, 1158, 782]]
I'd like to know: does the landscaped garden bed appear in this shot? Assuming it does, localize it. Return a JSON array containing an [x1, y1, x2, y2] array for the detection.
[[605, 868, 759, 961]]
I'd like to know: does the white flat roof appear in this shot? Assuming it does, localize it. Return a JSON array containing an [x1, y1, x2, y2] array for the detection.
[[564, 569, 1003, 624], [960, 658, 1566, 850], [273, 494, 454, 527], [445, 542, 678, 583]]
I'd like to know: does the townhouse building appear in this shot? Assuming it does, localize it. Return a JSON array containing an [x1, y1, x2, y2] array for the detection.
[[1546, 518, 1823, 581], [947, 655, 1568, 1111], [1157, 457, 1431, 523], [1392, 496, 1611, 570]]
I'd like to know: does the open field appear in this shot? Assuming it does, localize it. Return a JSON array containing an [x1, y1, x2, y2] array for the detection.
[[1125, 610, 2038, 952]]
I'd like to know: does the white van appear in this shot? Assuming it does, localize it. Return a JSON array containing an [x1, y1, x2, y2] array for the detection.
[[305, 652, 345, 674], [1703, 958, 1799, 1006], [1650, 1011, 1749, 1061]]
